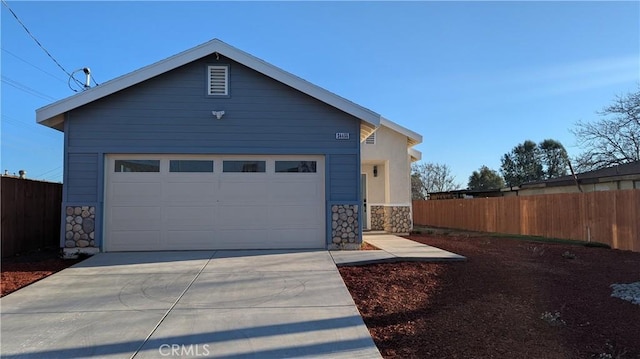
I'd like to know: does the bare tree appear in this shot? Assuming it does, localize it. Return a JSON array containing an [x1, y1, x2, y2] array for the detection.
[[572, 86, 640, 171], [411, 162, 461, 199]]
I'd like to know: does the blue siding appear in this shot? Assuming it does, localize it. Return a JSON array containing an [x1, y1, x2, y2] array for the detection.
[[66, 153, 98, 203], [64, 54, 362, 247], [329, 154, 359, 201], [66, 54, 359, 154]]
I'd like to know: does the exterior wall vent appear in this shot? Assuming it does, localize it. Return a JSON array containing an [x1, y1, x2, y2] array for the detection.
[[208, 65, 228, 96], [365, 132, 376, 145]]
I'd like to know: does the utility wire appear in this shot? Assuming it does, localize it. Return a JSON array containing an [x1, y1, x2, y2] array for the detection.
[[34, 165, 62, 178], [1, 75, 57, 101], [43, 171, 63, 182], [1, 0, 84, 89], [1, 47, 67, 84], [2, 114, 62, 139]]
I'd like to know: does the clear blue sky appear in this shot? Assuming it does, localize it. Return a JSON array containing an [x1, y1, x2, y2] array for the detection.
[[2, 1, 639, 185]]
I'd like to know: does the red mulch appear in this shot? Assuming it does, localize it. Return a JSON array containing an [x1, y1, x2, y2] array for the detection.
[[339, 233, 640, 359], [361, 242, 380, 251], [3, 237, 639, 358], [1, 250, 84, 297]]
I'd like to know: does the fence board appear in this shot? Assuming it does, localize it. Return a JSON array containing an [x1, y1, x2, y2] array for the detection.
[[412, 190, 640, 252], [1, 177, 63, 257]]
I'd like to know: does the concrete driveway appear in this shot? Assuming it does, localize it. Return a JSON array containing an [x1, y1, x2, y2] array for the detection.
[[0, 250, 381, 358]]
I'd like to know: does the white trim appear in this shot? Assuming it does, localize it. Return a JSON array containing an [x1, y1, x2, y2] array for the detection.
[[207, 65, 229, 96], [409, 148, 422, 162], [37, 39, 381, 130], [368, 203, 413, 207], [380, 117, 422, 146], [361, 172, 370, 230]]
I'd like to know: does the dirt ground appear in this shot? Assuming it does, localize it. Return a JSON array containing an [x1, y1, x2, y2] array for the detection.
[[1, 249, 84, 297], [340, 232, 640, 359]]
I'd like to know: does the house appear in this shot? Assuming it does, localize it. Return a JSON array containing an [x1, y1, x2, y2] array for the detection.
[[36, 39, 422, 255], [361, 119, 421, 231], [427, 188, 504, 200], [514, 161, 640, 196]]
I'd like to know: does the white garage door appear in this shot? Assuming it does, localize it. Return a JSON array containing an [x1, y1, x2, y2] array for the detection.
[[105, 155, 325, 251]]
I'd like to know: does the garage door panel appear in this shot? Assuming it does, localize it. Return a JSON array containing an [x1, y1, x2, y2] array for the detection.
[[164, 181, 218, 202], [109, 231, 161, 250], [164, 231, 218, 249], [106, 155, 325, 251], [217, 205, 270, 229], [268, 205, 322, 226], [218, 181, 268, 201], [164, 206, 217, 228], [268, 181, 320, 201], [111, 182, 162, 204], [109, 206, 162, 230], [267, 229, 323, 249], [215, 229, 271, 249]]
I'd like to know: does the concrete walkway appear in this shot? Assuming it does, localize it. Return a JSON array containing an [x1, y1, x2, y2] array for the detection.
[[1, 250, 381, 359], [331, 233, 466, 266]]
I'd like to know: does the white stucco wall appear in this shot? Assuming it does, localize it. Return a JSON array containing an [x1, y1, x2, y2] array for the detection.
[[361, 163, 386, 204], [361, 126, 412, 204]]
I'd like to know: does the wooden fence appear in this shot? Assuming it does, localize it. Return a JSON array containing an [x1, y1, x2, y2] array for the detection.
[[413, 190, 640, 252], [1, 177, 63, 257]]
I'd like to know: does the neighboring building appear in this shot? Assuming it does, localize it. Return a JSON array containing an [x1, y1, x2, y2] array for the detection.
[[516, 161, 640, 196], [426, 161, 640, 199], [2, 170, 28, 179], [361, 118, 422, 232], [427, 188, 504, 200], [36, 39, 422, 255]]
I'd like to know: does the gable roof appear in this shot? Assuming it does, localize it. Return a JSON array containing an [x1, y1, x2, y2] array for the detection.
[[521, 161, 640, 188], [36, 38, 381, 134], [380, 117, 422, 147]]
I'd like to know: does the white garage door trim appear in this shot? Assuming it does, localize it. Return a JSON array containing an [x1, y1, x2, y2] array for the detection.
[[104, 154, 325, 251]]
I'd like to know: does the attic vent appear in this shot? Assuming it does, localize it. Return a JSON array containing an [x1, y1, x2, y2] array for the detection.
[[208, 65, 228, 96], [365, 132, 376, 144]]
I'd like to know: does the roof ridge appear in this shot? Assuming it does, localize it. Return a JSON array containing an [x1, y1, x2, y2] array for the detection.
[[36, 38, 381, 130]]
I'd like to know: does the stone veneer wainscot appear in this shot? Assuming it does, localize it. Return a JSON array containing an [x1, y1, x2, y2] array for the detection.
[[370, 205, 385, 231], [383, 206, 412, 233], [329, 204, 360, 250], [369, 205, 412, 233], [64, 206, 96, 249]]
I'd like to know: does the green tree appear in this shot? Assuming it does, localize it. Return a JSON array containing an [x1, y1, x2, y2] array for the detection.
[[572, 86, 640, 171], [539, 139, 570, 179], [500, 140, 544, 187], [468, 166, 505, 190], [500, 139, 570, 187], [411, 162, 460, 199]]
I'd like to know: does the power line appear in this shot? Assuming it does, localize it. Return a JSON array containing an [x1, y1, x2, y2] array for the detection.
[[1, 115, 62, 140], [34, 165, 62, 178], [1, 75, 57, 101], [1, 48, 67, 84], [3, 117, 42, 130], [43, 171, 63, 182], [1, 0, 84, 89]]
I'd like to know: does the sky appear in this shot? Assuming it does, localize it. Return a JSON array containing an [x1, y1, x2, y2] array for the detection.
[[1, 1, 639, 185]]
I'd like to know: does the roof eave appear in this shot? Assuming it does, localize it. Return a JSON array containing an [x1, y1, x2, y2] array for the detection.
[[409, 148, 422, 162], [380, 117, 422, 146], [36, 38, 381, 129]]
